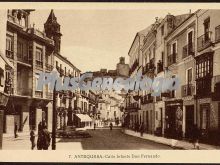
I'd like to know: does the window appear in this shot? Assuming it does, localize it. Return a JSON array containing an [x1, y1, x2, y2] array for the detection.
[[56, 61, 58, 68], [171, 42, 177, 54], [204, 17, 210, 41], [161, 25, 164, 36], [17, 41, 23, 57], [155, 111, 158, 120], [35, 74, 40, 91], [36, 48, 42, 62], [186, 68, 193, 84], [6, 36, 13, 51], [200, 104, 210, 130], [196, 55, 213, 79], [0, 68, 4, 87]]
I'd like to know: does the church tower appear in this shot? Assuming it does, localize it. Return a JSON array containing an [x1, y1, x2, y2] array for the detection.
[[44, 9, 62, 54]]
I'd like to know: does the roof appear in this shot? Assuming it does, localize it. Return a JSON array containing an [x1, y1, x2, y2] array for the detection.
[[55, 53, 81, 72], [45, 9, 60, 25], [128, 24, 153, 55]]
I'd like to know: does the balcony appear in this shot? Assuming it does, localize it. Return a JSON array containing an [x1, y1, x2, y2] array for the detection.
[[197, 31, 213, 52], [126, 102, 140, 111], [141, 94, 153, 104], [167, 53, 176, 66], [6, 50, 14, 59], [143, 59, 155, 75], [17, 87, 32, 96], [46, 91, 53, 99], [182, 43, 195, 59], [215, 25, 220, 43], [17, 54, 30, 64], [196, 77, 212, 98], [181, 84, 195, 97], [45, 63, 53, 71], [35, 60, 43, 69], [35, 91, 43, 98]]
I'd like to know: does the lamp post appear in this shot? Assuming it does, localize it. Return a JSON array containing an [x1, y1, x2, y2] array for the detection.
[[51, 70, 58, 150]]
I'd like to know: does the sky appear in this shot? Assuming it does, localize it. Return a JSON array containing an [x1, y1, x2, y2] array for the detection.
[[30, 9, 195, 72]]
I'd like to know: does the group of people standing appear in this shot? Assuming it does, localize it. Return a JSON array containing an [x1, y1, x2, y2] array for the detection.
[[30, 121, 51, 150]]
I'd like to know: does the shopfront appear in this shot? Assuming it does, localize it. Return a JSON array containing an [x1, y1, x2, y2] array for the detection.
[[164, 99, 183, 139]]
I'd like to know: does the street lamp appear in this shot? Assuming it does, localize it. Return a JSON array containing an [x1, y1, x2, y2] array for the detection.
[[52, 81, 57, 150]]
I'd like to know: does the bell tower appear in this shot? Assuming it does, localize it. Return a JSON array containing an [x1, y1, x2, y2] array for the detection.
[[44, 9, 62, 54]]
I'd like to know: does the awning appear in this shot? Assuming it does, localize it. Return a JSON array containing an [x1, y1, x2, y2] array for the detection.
[[75, 114, 92, 122], [0, 53, 14, 69]]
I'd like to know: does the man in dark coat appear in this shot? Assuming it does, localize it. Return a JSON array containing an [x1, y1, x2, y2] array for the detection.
[[191, 124, 200, 149], [30, 130, 36, 150], [14, 123, 18, 138]]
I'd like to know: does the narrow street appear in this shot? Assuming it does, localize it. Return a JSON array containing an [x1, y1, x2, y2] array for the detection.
[[57, 128, 172, 150]]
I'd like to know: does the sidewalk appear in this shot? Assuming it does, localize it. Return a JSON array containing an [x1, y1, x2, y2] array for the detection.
[[123, 129, 220, 150]]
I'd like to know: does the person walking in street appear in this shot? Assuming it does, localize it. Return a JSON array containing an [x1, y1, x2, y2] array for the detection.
[[38, 122, 42, 134], [109, 122, 113, 131], [30, 129, 36, 150], [94, 123, 96, 130], [14, 122, 18, 138], [191, 124, 200, 149], [139, 122, 144, 137], [42, 128, 51, 150], [37, 130, 43, 150]]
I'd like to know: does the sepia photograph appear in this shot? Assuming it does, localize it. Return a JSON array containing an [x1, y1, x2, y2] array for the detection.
[[0, 2, 220, 163]]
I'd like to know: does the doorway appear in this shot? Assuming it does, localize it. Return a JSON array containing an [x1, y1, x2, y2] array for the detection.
[[185, 105, 194, 139]]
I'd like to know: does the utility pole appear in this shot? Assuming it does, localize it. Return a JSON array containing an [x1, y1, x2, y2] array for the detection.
[[52, 81, 57, 150]]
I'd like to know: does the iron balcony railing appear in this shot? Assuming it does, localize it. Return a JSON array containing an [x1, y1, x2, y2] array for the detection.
[[197, 31, 212, 52], [35, 91, 43, 98], [46, 91, 53, 99], [35, 60, 43, 68], [182, 43, 195, 59], [17, 87, 32, 96], [17, 54, 31, 64], [167, 53, 177, 66], [6, 50, 14, 59], [45, 63, 53, 71], [181, 84, 195, 97]]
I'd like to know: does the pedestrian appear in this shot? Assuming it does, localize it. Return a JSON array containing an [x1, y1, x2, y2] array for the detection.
[[14, 122, 18, 138], [42, 128, 51, 150], [94, 123, 96, 130], [38, 122, 42, 134], [30, 129, 36, 150], [109, 122, 113, 131], [139, 122, 144, 137], [191, 124, 200, 149], [37, 130, 43, 150]]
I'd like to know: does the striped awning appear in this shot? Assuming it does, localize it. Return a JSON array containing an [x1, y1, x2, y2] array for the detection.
[[75, 114, 92, 122]]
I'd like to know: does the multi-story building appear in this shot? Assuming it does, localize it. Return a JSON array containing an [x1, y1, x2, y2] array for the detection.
[[195, 9, 220, 144], [125, 10, 220, 145], [0, 9, 14, 148], [126, 26, 152, 130], [5, 9, 55, 133], [164, 12, 196, 139]]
